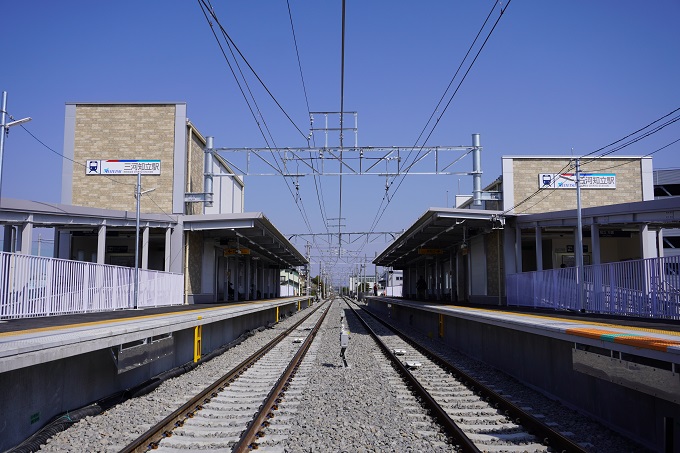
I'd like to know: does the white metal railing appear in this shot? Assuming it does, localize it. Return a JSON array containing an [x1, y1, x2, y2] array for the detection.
[[0, 252, 184, 319], [384, 285, 403, 297], [506, 255, 680, 319]]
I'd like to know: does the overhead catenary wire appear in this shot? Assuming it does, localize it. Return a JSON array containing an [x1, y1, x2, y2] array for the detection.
[[364, 0, 511, 240], [202, 1, 315, 236], [286, 0, 331, 240], [198, 0, 315, 235], [286, 3, 331, 237], [404, 0, 499, 165], [338, 0, 346, 249], [286, 0, 313, 141], [199, 0, 309, 143]]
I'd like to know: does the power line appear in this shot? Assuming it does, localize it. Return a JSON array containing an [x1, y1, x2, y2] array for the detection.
[[198, 0, 315, 235], [13, 121, 189, 266], [581, 113, 680, 164], [410, 0, 499, 156], [587, 137, 680, 173], [505, 107, 680, 215], [580, 107, 680, 162], [286, 0, 331, 239], [286, 0, 313, 139], [197, 3, 273, 148], [199, 0, 308, 142], [365, 0, 511, 238], [515, 134, 680, 215], [338, 0, 347, 249], [18, 124, 135, 188]]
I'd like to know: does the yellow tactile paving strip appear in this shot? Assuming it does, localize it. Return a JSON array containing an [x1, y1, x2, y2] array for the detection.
[[0, 300, 274, 338], [412, 303, 680, 353], [454, 305, 680, 338], [564, 328, 680, 352]]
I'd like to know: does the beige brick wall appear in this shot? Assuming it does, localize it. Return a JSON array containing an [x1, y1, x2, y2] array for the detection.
[[72, 104, 176, 213], [512, 158, 642, 214]]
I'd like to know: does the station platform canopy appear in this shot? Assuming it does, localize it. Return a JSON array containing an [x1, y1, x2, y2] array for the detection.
[[374, 207, 503, 268], [512, 196, 680, 230], [0, 198, 178, 228], [183, 212, 307, 268], [0, 199, 306, 268]]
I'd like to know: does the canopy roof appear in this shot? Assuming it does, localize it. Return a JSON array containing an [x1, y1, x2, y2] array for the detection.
[[374, 207, 502, 268], [183, 212, 307, 267]]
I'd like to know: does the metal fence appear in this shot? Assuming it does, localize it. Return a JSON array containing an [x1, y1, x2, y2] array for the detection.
[[506, 255, 680, 319], [0, 252, 184, 319], [384, 285, 403, 297]]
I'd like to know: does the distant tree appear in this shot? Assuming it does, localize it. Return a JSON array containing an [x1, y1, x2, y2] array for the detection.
[[311, 275, 323, 296]]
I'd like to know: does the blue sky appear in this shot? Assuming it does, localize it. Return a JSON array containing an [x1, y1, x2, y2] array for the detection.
[[2, 1, 679, 282]]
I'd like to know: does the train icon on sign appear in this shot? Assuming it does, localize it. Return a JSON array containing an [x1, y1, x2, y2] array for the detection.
[[87, 160, 101, 174], [540, 174, 553, 187]]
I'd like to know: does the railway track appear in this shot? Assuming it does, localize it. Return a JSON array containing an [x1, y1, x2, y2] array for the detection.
[[121, 300, 330, 453], [344, 296, 588, 453]]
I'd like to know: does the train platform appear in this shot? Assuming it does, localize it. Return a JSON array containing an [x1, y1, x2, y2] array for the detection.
[[367, 296, 680, 450], [0, 296, 313, 374], [368, 296, 680, 362], [0, 294, 315, 451]]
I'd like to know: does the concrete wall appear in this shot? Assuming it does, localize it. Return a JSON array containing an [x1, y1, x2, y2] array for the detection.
[[69, 104, 178, 213], [367, 300, 680, 451]]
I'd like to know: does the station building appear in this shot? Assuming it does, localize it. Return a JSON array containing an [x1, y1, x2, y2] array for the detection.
[[374, 154, 680, 305], [501, 156, 655, 273], [1, 102, 306, 306], [0, 103, 310, 450]]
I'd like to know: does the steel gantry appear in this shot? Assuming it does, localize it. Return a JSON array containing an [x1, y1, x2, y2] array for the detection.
[[211, 145, 478, 177]]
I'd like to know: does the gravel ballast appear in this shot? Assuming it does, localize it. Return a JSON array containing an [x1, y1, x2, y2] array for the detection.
[[31, 298, 651, 452]]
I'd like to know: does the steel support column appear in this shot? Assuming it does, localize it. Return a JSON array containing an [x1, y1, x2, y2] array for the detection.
[[591, 224, 601, 265], [535, 225, 543, 271], [142, 227, 149, 269], [97, 225, 106, 264], [19, 222, 32, 255]]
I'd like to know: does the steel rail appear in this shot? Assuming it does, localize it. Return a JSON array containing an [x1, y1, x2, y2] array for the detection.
[[233, 298, 331, 452], [342, 296, 481, 453], [351, 298, 589, 453], [120, 301, 327, 453]]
